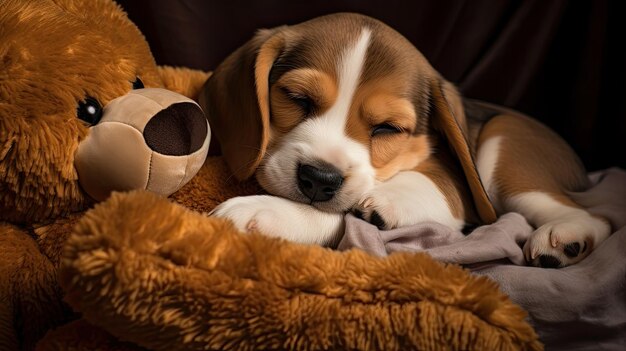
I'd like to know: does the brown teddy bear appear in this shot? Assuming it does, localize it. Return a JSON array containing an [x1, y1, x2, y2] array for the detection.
[[1, 0, 540, 350], [0, 0, 223, 348]]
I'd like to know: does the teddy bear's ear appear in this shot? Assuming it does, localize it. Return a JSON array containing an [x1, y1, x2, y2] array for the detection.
[[157, 66, 212, 101], [49, 0, 133, 27]]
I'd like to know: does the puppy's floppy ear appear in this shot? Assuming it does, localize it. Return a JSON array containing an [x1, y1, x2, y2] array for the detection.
[[431, 79, 497, 224], [199, 28, 285, 180]]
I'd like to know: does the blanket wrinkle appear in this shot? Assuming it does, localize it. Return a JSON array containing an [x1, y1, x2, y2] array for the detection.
[[339, 168, 626, 350], [340, 212, 533, 266]]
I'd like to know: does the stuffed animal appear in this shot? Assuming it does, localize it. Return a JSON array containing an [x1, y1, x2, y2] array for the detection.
[[0, 0, 541, 350], [0, 0, 213, 348]]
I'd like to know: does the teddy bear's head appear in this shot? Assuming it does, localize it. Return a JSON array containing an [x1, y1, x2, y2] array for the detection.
[[0, 0, 210, 224]]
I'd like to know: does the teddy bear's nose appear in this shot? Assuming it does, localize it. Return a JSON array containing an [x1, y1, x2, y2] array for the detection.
[[143, 102, 207, 156]]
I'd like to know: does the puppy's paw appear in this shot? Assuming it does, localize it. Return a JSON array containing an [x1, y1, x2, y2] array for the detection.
[[351, 172, 464, 231], [352, 191, 399, 230], [211, 195, 344, 245], [523, 215, 610, 268], [211, 195, 276, 234]]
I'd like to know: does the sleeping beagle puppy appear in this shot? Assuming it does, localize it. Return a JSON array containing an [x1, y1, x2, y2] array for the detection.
[[200, 13, 610, 268]]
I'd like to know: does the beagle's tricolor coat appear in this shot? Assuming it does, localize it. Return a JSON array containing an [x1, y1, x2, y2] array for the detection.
[[200, 13, 610, 268]]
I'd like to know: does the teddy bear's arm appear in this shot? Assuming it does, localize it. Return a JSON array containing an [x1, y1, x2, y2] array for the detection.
[[58, 191, 541, 351], [157, 66, 211, 101], [0, 223, 70, 350]]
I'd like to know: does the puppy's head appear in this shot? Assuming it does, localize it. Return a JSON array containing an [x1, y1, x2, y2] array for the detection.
[[202, 13, 492, 219]]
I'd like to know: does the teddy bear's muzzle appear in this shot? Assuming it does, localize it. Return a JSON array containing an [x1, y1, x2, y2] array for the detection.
[[143, 102, 207, 156], [74, 88, 210, 201]]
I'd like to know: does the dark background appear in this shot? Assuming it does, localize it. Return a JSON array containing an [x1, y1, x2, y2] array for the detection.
[[118, 0, 625, 171]]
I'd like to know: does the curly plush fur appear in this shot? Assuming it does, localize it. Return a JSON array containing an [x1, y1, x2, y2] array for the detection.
[[44, 166, 540, 350]]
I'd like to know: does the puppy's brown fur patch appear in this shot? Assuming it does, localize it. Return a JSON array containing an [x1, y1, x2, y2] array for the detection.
[[270, 69, 337, 135], [478, 114, 590, 204], [343, 77, 432, 181]]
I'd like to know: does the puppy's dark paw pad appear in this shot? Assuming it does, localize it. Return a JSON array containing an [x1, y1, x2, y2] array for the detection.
[[352, 208, 364, 220], [539, 255, 562, 268], [563, 242, 582, 258], [369, 211, 387, 230]]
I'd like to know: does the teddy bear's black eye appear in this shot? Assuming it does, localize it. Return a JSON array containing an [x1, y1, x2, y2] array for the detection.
[[132, 77, 144, 90], [76, 97, 103, 126]]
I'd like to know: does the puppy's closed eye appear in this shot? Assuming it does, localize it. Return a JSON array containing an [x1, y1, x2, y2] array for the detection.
[[371, 123, 404, 137], [270, 69, 337, 134], [281, 87, 316, 116]]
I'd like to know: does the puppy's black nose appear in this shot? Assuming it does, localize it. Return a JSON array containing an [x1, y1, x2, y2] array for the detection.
[[297, 164, 344, 202], [143, 102, 207, 155]]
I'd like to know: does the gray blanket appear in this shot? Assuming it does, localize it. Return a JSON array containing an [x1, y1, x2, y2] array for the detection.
[[338, 168, 626, 350]]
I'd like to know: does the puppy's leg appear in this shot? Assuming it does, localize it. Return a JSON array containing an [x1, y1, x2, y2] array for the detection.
[[507, 192, 609, 267], [211, 195, 344, 246], [476, 114, 611, 268], [352, 157, 470, 231]]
